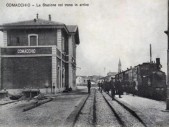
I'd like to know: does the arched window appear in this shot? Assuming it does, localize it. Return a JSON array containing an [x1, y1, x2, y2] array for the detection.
[[28, 34, 38, 46]]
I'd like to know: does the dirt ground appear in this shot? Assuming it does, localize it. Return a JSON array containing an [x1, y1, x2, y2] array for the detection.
[[0, 87, 88, 127]]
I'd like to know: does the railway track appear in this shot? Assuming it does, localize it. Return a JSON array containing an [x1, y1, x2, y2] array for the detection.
[[0, 98, 53, 112], [102, 92, 146, 127], [0, 100, 19, 106], [73, 88, 147, 127]]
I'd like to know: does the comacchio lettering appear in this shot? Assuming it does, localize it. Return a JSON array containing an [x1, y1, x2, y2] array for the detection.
[[17, 49, 36, 54]]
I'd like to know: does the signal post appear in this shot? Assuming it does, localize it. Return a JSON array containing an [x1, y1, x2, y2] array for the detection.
[[165, 0, 169, 110]]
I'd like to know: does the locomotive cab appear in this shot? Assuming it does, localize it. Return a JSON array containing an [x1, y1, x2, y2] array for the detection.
[[151, 71, 166, 100]]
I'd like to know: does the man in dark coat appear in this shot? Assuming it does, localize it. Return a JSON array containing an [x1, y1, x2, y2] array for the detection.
[[98, 81, 101, 91], [100, 81, 103, 93], [126, 81, 130, 94], [87, 80, 91, 94], [105, 80, 110, 94], [117, 80, 122, 98], [114, 79, 118, 95], [110, 78, 115, 100]]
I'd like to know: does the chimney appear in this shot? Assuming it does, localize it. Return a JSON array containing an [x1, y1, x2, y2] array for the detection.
[[49, 14, 51, 21], [36, 13, 39, 19]]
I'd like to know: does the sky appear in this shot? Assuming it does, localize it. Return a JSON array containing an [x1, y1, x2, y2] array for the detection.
[[0, 0, 168, 76]]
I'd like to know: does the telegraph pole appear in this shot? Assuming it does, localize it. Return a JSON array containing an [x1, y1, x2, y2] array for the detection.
[[165, 0, 169, 110], [150, 44, 152, 63]]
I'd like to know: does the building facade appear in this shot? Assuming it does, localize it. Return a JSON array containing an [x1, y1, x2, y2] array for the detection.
[[0, 14, 80, 94]]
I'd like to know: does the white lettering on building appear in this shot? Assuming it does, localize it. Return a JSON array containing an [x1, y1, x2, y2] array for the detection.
[[17, 49, 36, 54]]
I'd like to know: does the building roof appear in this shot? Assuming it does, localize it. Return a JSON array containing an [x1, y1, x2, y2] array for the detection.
[[0, 17, 80, 44], [67, 25, 80, 44], [0, 18, 68, 33], [67, 25, 78, 33], [2, 18, 64, 26]]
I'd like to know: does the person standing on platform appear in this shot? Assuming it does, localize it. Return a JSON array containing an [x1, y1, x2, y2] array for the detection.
[[98, 81, 101, 91], [100, 81, 103, 93], [117, 80, 122, 98], [87, 79, 91, 94], [110, 78, 115, 100], [114, 79, 118, 95]]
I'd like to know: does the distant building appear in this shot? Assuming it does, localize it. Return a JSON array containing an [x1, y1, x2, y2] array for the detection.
[[88, 75, 102, 82], [107, 72, 117, 77], [76, 75, 102, 86], [76, 76, 88, 86], [0, 14, 80, 94], [106, 72, 117, 81]]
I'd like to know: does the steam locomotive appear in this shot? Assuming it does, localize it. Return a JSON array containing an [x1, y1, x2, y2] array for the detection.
[[115, 58, 166, 100]]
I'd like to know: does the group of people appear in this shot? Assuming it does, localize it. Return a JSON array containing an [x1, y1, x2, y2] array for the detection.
[[98, 78, 136, 100], [111, 78, 123, 99], [98, 78, 123, 99], [87, 78, 136, 99]]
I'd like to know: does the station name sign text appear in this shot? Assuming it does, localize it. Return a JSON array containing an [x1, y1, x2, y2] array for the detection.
[[1, 47, 52, 55], [17, 49, 36, 54]]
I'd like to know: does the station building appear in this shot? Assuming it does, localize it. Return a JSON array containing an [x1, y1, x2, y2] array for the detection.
[[0, 14, 80, 94]]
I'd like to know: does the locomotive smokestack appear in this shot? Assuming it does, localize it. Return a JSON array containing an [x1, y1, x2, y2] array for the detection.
[[156, 58, 161, 70], [156, 58, 160, 65], [49, 14, 51, 21]]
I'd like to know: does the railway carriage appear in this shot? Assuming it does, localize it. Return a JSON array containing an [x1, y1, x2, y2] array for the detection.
[[115, 58, 166, 100]]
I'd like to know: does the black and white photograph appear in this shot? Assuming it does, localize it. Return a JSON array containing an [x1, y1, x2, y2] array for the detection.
[[0, 0, 169, 127]]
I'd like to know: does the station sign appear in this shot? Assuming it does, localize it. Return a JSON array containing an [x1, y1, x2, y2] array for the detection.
[[1, 47, 52, 55], [17, 49, 36, 54]]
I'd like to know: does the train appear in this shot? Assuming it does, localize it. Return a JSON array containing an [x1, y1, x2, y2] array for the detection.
[[115, 58, 166, 100]]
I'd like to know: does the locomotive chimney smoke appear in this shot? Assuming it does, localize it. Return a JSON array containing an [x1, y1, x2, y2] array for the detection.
[[49, 14, 51, 21], [150, 44, 152, 63]]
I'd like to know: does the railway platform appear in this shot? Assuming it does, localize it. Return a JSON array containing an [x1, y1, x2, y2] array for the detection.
[[113, 93, 169, 127]]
